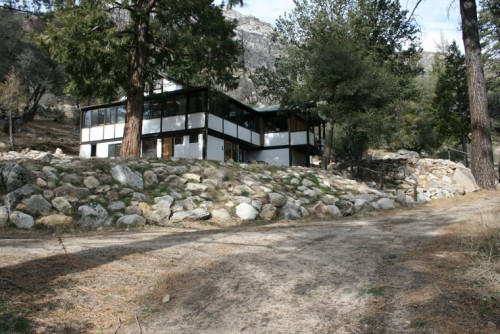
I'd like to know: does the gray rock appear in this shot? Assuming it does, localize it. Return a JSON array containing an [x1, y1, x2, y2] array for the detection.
[[1, 163, 33, 192], [268, 192, 286, 208], [111, 165, 144, 189], [327, 205, 341, 217], [453, 167, 479, 192], [396, 190, 407, 206], [0, 206, 9, 227], [302, 178, 315, 187], [354, 198, 368, 212], [251, 199, 263, 211], [335, 200, 353, 216], [182, 173, 201, 183], [171, 208, 210, 222], [376, 198, 395, 210], [54, 184, 91, 202], [131, 192, 146, 202], [233, 185, 254, 196], [185, 183, 208, 192], [116, 214, 146, 226], [144, 208, 171, 225], [144, 170, 159, 187], [77, 203, 109, 227], [311, 201, 329, 217], [10, 211, 35, 229], [3, 184, 37, 211], [125, 206, 142, 215], [35, 178, 47, 188], [259, 204, 277, 221], [235, 203, 259, 220], [108, 201, 126, 211], [51, 197, 72, 214], [84, 176, 100, 189], [281, 202, 302, 220], [164, 175, 188, 188], [20, 194, 52, 217], [303, 189, 317, 197]]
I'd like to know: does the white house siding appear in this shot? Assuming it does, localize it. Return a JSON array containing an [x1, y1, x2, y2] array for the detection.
[[238, 127, 251, 143], [247, 148, 289, 165], [81, 128, 90, 142], [80, 144, 91, 158], [207, 135, 224, 161], [309, 131, 315, 145], [143, 119, 161, 135], [174, 135, 203, 160], [252, 131, 260, 146], [208, 114, 223, 132], [223, 120, 237, 138], [115, 123, 125, 138], [264, 132, 288, 147], [89, 127, 104, 142], [162, 115, 186, 132], [103, 125, 115, 140], [291, 131, 307, 146], [187, 113, 205, 129], [96, 141, 121, 158]]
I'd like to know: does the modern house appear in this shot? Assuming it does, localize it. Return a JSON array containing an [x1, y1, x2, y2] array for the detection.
[[79, 82, 324, 166]]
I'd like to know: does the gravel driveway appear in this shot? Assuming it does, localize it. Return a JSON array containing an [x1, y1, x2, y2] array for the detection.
[[1, 191, 499, 333]]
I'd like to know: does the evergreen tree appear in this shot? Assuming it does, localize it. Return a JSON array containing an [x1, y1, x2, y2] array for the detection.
[[432, 41, 471, 165], [40, 0, 244, 157]]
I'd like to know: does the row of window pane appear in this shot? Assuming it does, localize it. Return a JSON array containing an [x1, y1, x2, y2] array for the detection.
[[83, 106, 126, 128]]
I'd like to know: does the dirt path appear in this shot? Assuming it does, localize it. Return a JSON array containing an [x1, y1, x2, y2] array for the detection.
[[1, 191, 499, 333]]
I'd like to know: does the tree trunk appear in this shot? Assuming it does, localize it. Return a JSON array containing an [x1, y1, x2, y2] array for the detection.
[[23, 85, 45, 123], [322, 120, 334, 170], [460, 0, 496, 189], [120, 1, 150, 158], [9, 111, 14, 150], [460, 133, 469, 167]]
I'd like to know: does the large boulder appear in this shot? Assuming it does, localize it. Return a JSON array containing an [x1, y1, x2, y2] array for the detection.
[[54, 184, 91, 202], [0, 206, 9, 227], [18, 194, 52, 217], [10, 211, 35, 229], [268, 192, 287, 208], [116, 214, 146, 226], [170, 208, 210, 222], [77, 203, 109, 227], [52, 197, 73, 214], [111, 165, 144, 189], [1, 164, 33, 193], [36, 214, 73, 229], [453, 167, 479, 192], [235, 203, 259, 221]]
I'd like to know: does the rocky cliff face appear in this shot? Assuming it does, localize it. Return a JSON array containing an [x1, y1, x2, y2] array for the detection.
[[223, 9, 281, 105]]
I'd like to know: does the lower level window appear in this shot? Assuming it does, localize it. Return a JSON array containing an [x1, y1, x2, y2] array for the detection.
[[108, 144, 121, 157]]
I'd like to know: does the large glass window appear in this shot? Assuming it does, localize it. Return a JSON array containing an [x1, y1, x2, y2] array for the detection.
[[188, 91, 206, 114], [151, 100, 162, 118], [108, 143, 121, 157], [243, 110, 257, 131], [265, 116, 288, 133], [143, 101, 152, 119], [210, 93, 227, 118], [117, 105, 126, 123], [105, 107, 116, 124], [83, 111, 91, 128], [164, 98, 176, 117], [142, 139, 157, 157], [91, 109, 105, 127], [227, 102, 239, 124], [176, 95, 187, 116]]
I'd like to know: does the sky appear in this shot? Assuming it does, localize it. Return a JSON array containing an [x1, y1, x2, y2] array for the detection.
[[216, 0, 463, 52]]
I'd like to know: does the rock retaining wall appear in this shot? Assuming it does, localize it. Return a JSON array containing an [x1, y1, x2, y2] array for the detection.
[[0, 149, 482, 230]]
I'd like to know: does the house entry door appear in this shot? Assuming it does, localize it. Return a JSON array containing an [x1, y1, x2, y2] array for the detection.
[[163, 137, 173, 158], [224, 140, 238, 162]]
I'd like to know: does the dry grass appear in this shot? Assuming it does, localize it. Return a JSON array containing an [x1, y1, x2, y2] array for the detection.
[[461, 208, 500, 296]]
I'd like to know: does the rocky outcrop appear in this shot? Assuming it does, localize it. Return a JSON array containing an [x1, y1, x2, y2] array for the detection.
[[0, 148, 488, 230]]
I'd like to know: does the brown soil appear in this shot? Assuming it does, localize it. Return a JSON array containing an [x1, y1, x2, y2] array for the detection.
[[0, 192, 499, 333], [0, 118, 80, 155]]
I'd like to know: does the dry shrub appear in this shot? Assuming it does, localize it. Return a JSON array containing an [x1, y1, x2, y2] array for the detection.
[[462, 208, 500, 294]]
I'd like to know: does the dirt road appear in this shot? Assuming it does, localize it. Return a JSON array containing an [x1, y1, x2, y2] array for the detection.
[[1, 192, 499, 333]]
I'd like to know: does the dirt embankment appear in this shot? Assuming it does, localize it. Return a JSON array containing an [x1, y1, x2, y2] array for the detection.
[[0, 191, 499, 333]]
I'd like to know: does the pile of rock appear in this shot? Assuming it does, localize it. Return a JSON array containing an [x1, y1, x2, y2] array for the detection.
[[0, 148, 482, 230]]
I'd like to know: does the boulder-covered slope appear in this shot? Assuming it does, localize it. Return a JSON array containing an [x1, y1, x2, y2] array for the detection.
[[0, 148, 482, 230]]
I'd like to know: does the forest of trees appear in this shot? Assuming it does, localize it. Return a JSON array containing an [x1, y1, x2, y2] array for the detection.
[[0, 0, 498, 188]]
